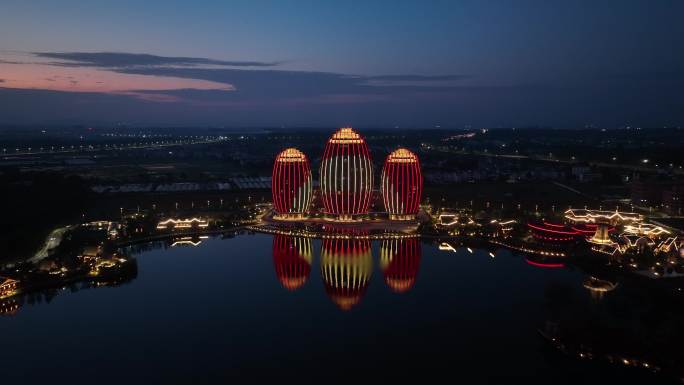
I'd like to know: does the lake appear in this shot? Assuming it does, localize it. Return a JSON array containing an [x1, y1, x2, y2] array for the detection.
[[0, 233, 669, 384]]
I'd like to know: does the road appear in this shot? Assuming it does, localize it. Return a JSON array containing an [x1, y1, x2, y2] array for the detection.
[[29, 226, 72, 262]]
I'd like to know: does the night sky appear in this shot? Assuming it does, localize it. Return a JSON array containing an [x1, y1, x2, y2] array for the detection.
[[1, 0, 682, 127]]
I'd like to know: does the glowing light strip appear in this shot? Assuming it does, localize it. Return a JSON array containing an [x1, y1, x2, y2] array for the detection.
[[272, 148, 312, 215], [564, 208, 642, 223], [543, 222, 567, 228], [319, 128, 373, 217], [381, 148, 422, 216], [156, 218, 209, 229], [525, 259, 565, 268], [528, 223, 578, 235], [489, 239, 566, 257]]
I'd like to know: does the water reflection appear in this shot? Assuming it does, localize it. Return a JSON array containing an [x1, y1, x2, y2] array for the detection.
[[380, 238, 421, 293], [582, 276, 618, 301], [270, 233, 424, 308], [272, 234, 312, 291], [320, 232, 373, 311], [0, 258, 137, 316], [524, 254, 565, 269], [540, 275, 684, 380], [3, 230, 683, 382]]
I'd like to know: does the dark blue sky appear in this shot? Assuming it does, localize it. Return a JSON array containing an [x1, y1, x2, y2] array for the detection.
[[0, 0, 682, 127]]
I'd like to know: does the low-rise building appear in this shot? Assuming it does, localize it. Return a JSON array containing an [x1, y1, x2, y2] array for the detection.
[[0, 277, 19, 299]]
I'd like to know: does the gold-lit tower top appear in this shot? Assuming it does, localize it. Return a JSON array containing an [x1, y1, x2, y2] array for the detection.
[[386, 148, 418, 163], [329, 127, 365, 144], [276, 148, 308, 163]]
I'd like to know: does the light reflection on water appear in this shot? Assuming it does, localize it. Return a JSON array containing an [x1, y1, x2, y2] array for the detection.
[[0, 233, 674, 384]]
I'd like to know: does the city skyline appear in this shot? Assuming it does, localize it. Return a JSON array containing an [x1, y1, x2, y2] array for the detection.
[[1, 0, 683, 127], [2, 2, 684, 383]]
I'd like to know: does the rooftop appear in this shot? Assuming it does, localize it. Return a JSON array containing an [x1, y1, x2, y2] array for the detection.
[[387, 148, 419, 163], [329, 127, 364, 144], [276, 148, 308, 162]]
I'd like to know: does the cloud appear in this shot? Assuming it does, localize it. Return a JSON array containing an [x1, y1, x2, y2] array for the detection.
[[114, 91, 182, 103], [7, 50, 681, 127], [112, 66, 470, 104], [367, 75, 469, 81], [2, 81, 682, 128], [2, 51, 471, 106], [363, 74, 471, 87], [34, 51, 282, 68], [0, 79, 4, 83], [28, 51, 469, 93], [0, 51, 236, 95]]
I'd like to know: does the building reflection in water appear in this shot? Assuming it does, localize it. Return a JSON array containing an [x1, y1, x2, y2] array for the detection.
[[539, 276, 684, 380], [320, 232, 373, 311], [0, 258, 138, 317], [271, 234, 423, 308], [582, 276, 618, 301], [380, 238, 421, 293], [0, 298, 20, 316], [272, 234, 313, 291]]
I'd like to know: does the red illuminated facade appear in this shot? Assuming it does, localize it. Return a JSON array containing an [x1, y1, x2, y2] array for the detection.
[[272, 235, 312, 291], [380, 238, 421, 293], [320, 230, 372, 310], [319, 128, 373, 220], [525, 256, 565, 268], [528, 222, 579, 242], [272, 148, 313, 218], [572, 223, 615, 236], [381, 148, 423, 220], [528, 221, 616, 242]]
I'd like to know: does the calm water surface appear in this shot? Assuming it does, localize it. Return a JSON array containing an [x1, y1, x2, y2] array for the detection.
[[0, 234, 660, 384]]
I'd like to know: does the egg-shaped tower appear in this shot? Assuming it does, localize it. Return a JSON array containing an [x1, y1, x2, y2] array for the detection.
[[320, 231, 373, 310], [380, 238, 421, 293], [272, 148, 313, 218], [319, 128, 373, 221], [381, 148, 423, 220], [272, 234, 313, 291]]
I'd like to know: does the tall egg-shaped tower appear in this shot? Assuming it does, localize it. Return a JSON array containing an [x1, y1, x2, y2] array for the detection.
[[381, 148, 422, 220], [319, 128, 373, 221], [272, 148, 313, 218]]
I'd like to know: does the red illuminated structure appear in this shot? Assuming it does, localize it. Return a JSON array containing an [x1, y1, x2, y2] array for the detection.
[[381, 148, 423, 220], [272, 235, 312, 291], [572, 223, 615, 236], [320, 230, 372, 310], [525, 257, 565, 269], [319, 128, 373, 220], [528, 221, 615, 243], [272, 148, 313, 218], [380, 238, 421, 293], [528, 222, 579, 242]]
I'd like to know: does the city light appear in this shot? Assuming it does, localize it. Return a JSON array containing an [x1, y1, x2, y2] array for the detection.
[[320, 230, 373, 310], [319, 128, 374, 220], [381, 148, 423, 220], [271, 148, 313, 218]]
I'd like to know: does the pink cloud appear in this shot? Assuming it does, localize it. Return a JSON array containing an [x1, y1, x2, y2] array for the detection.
[[0, 52, 234, 99]]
